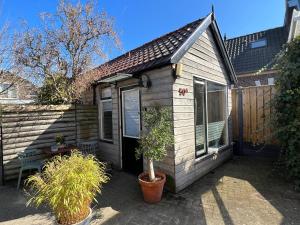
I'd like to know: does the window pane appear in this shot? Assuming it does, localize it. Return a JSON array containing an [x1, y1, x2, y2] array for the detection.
[[102, 100, 113, 140], [194, 81, 206, 156], [251, 39, 267, 48], [101, 87, 112, 99], [207, 82, 227, 149], [123, 89, 140, 138], [8, 86, 17, 98], [0, 84, 10, 98]]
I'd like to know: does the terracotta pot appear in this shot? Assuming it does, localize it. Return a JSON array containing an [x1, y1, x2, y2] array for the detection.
[[138, 171, 166, 203]]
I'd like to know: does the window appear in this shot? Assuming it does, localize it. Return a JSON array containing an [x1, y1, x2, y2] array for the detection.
[[0, 83, 18, 99], [255, 80, 261, 86], [194, 79, 228, 158], [268, 77, 274, 85], [100, 87, 113, 141], [122, 88, 140, 138], [251, 39, 267, 48], [207, 82, 227, 149]]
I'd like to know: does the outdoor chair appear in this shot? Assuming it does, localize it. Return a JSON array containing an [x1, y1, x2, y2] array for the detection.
[[78, 141, 97, 156], [78, 141, 113, 175], [17, 149, 44, 189]]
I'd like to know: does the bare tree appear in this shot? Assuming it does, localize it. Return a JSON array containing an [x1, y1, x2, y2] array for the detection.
[[0, 24, 26, 97], [14, 0, 120, 104]]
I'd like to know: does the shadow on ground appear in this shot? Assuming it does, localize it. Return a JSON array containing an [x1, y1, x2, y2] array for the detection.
[[0, 145, 300, 225], [95, 145, 300, 225]]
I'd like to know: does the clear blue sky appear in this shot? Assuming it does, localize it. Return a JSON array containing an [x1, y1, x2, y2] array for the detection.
[[0, 0, 285, 60]]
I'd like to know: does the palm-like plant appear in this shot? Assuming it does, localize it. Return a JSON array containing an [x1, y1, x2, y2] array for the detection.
[[25, 151, 109, 225]]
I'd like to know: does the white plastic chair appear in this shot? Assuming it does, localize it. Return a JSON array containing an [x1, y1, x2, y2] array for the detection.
[[78, 141, 97, 156]]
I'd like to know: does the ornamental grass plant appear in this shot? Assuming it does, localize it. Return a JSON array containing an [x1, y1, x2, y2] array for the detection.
[[25, 151, 109, 225]]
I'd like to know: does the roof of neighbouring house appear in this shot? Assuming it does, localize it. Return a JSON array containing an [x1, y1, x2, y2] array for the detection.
[[93, 14, 237, 84], [225, 26, 288, 75]]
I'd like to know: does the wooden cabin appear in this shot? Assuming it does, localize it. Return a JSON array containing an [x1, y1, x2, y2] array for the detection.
[[89, 12, 237, 192]]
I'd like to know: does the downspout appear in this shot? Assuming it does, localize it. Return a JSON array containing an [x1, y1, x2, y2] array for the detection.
[[92, 84, 97, 105], [238, 87, 244, 155]]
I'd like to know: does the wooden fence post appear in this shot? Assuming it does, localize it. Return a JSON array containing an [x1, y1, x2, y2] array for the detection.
[[0, 125, 4, 185], [238, 88, 244, 155]]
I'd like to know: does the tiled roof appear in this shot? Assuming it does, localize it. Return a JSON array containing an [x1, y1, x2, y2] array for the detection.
[[94, 18, 204, 79], [237, 72, 279, 87], [225, 27, 288, 75]]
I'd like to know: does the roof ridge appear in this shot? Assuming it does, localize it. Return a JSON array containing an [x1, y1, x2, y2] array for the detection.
[[96, 17, 203, 68], [225, 26, 285, 41]]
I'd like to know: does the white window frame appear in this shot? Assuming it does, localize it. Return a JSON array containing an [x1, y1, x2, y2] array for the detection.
[[206, 82, 229, 153], [121, 88, 140, 139], [99, 87, 113, 142], [194, 78, 229, 158], [0, 83, 18, 99]]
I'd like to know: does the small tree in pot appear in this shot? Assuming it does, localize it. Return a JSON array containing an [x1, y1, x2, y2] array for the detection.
[[135, 105, 173, 203], [25, 151, 109, 225]]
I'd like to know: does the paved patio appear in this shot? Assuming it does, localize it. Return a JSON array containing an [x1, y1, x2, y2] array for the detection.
[[1, 151, 300, 225]]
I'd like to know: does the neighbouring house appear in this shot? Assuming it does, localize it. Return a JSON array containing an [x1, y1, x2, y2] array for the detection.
[[225, 0, 300, 87], [0, 72, 37, 104], [85, 12, 237, 192]]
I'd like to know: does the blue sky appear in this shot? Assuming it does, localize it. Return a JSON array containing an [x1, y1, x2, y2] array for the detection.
[[0, 0, 285, 60]]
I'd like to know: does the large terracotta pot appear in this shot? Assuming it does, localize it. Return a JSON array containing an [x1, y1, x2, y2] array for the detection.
[[138, 171, 166, 203]]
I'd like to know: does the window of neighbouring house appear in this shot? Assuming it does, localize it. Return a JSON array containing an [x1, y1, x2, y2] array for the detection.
[[251, 39, 267, 48], [255, 80, 261, 86], [268, 77, 274, 85], [0, 83, 18, 99], [100, 87, 113, 141], [194, 79, 228, 158]]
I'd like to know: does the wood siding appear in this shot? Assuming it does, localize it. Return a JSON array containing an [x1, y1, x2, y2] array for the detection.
[[0, 104, 98, 181], [96, 66, 176, 177], [173, 28, 233, 192]]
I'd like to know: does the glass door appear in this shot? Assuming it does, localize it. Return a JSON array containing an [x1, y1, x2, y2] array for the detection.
[[194, 80, 207, 157]]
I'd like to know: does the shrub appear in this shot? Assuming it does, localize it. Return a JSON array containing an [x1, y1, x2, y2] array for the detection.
[[273, 36, 300, 189], [26, 151, 109, 225], [135, 105, 173, 181]]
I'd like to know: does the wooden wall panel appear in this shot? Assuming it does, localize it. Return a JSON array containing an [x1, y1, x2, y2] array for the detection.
[[0, 104, 98, 181], [232, 85, 276, 144]]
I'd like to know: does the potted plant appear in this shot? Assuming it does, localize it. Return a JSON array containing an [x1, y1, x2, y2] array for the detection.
[[135, 106, 174, 203], [25, 151, 109, 225], [55, 134, 65, 148]]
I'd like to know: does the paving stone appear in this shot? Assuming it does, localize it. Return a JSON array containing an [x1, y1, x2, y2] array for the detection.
[[1, 155, 300, 225]]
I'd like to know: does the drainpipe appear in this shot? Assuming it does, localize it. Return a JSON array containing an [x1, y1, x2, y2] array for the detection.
[[92, 84, 97, 105], [238, 87, 244, 155]]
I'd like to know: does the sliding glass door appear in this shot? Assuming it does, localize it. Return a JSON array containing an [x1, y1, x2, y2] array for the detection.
[[194, 78, 228, 158]]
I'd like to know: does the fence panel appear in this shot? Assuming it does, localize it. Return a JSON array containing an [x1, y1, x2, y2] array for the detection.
[[232, 85, 276, 144], [0, 104, 98, 181]]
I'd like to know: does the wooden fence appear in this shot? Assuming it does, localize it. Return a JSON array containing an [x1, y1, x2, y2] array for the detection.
[[232, 85, 276, 145], [0, 104, 98, 182]]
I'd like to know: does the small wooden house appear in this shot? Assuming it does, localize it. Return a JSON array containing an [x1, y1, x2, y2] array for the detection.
[[91, 12, 237, 192]]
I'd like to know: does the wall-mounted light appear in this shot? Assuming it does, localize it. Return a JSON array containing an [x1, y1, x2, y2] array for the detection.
[[175, 63, 183, 77], [139, 74, 152, 88]]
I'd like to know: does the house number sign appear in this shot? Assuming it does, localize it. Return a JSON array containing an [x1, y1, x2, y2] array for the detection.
[[178, 88, 188, 96]]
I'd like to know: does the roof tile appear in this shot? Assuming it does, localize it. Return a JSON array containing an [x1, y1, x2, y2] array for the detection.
[[225, 27, 288, 75], [94, 18, 204, 79]]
